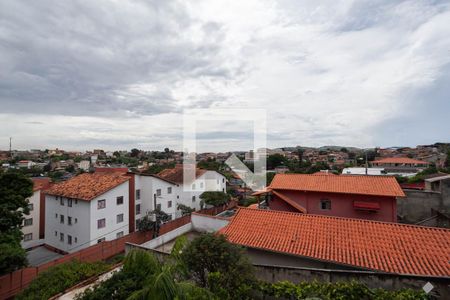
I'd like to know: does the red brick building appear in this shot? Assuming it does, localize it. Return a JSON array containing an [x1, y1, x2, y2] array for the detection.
[[254, 174, 405, 222]]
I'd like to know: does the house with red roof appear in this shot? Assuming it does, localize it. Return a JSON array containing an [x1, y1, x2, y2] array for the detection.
[[254, 173, 405, 222], [219, 208, 450, 277]]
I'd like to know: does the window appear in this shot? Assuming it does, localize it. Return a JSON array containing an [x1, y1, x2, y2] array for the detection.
[[60, 197, 64, 206], [97, 199, 106, 209], [23, 233, 33, 241], [68, 199, 72, 207], [28, 203, 34, 211], [222, 178, 225, 183], [60, 233, 64, 242], [157, 203, 161, 210], [54, 231, 57, 236], [116, 231, 124, 238], [192, 196, 196, 202], [116, 196, 124, 205], [168, 201, 172, 208], [135, 204, 141, 215], [320, 199, 331, 210], [74, 237, 77, 243], [167, 187, 172, 194], [136, 189, 141, 200], [75, 199, 78, 205], [60, 215, 64, 224], [200, 182, 204, 188], [97, 218, 106, 229], [68, 216, 72, 225], [97, 237, 105, 243], [68, 235, 72, 245], [192, 183, 196, 190], [24, 218, 33, 226], [156, 189, 161, 196], [117, 213, 124, 223], [177, 195, 179, 199], [55, 213, 58, 218], [75, 218, 78, 224]]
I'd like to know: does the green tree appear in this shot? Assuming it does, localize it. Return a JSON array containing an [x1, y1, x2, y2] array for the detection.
[[199, 191, 230, 207], [266, 154, 288, 170], [180, 233, 254, 298], [0, 171, 33, 274], [130, 148, 140, 158]]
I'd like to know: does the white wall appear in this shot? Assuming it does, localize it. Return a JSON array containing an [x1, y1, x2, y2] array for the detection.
[[89, 181, 130, 247], [45, 194, 91, 253], [21, 190, 41, 249]]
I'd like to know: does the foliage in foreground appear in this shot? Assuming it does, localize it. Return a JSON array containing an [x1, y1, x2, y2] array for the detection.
[[257, 280, 429, 300], [75, 234, 427, 300], [0, 171, 33, 274], [16, 260, 110, 300]]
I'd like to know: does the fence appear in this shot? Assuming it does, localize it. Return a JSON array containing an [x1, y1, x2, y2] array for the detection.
[[0, 201, 236, 299]]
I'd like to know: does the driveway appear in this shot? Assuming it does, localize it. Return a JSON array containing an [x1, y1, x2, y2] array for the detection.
[[27, 246, 63, 266]]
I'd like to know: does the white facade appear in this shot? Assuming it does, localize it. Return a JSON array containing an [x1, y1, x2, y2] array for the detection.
[[21, 190, 43, 249], [44, 181, 129, 253], [134, 170, 227, 222], [177, 171, 227, 211]]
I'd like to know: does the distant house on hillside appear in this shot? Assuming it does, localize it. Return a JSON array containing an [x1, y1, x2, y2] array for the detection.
[[253, 173, 405, 222]]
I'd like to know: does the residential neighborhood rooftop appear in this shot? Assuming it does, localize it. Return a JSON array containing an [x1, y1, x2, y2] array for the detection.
[[268, 174, 406, 197], [219, 208, 450, 277], [157, 165, 207, 184], [371, 157, 430, 165], [45, 172, 129, 201]]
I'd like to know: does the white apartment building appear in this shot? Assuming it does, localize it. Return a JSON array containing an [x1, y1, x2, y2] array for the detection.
[[155, 167, 227, 213], [44, 173, 130, 253], [21, 178, 51, 249]]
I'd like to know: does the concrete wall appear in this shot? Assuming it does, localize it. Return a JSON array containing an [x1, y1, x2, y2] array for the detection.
[[139, 223, 193, 249], [247, 248, 360, 271], [398, 190, 443, 223], [253, 264, 450, 299], [269, 190, 397, 222], [191, 213, 229, 233]]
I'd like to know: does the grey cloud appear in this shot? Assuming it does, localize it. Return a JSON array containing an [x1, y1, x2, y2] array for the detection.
[[0, 0, 240, 117]]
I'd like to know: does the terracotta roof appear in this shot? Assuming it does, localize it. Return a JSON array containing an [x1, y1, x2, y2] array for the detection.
[[45, 173, 129, 201], [219, 208, 450, 277], [312, 171, 336, 176], [269, 174, 405, 197], [32, 177, 51, 192], [372, 157, 429, 165], [157, 167, 207, 184]]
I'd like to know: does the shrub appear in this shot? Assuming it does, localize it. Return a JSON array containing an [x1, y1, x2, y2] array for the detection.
[[16, 260, 110, 300], [257, 280, 428, 300]]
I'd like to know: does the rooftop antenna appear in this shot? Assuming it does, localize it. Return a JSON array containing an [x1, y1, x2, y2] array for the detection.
[[9, 137, 12, 159], [365, 150, 368, 175]]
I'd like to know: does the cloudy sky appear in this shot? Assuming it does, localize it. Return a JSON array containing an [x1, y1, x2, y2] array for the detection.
[[1, 0, 449, 152]]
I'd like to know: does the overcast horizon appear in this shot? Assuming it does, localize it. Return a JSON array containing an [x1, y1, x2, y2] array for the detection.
[[1, 1, 450, 152]]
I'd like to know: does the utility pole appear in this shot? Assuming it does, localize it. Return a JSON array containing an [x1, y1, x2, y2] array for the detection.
[[365, 151, 368, 175], [9, 137, 12, 159]]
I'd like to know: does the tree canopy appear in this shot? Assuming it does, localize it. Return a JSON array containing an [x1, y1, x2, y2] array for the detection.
[[199, 191, 230, 207], [0, 171, 33, 274]]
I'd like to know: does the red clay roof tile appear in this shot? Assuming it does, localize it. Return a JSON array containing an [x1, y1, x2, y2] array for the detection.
[[45, 172, 128, 201], [219, 208, 450, 276], [157, 166, 207, 184], [269, 174, 405, 197]]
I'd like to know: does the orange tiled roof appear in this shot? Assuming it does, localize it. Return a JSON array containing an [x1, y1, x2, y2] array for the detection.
[[32, 177, 51, 191], [269, 174, 405, 197], [372, 157, 429, 165], [45, 173, 129, 201], [312, 171, 336, 176], [219, 208, 450, 276], [157, 167, 207, 184]]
